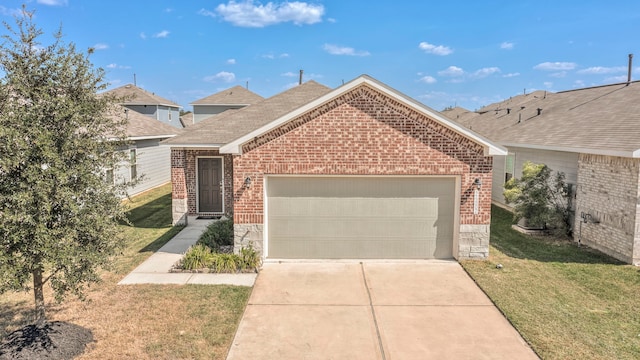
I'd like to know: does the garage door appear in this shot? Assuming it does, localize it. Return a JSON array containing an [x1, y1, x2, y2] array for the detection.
[[267, 177, 455, 259]]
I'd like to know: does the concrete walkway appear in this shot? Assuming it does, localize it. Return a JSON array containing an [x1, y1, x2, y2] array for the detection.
[[227, 262, 538, 359], [118, 217, 257, 286]]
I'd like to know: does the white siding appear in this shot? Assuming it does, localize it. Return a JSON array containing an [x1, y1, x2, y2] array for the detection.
[[157, 105, 182, 128], [492, 146, 579, 205], [130, 139, 171, 195]]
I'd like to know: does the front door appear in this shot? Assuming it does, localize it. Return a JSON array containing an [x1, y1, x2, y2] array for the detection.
[[197, 158, 223, 213]]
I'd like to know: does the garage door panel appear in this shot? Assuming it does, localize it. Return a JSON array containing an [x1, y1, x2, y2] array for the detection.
[[267, 177, 455, 259]]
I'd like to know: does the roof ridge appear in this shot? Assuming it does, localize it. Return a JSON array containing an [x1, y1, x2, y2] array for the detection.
[[557, 80, 640, 94]]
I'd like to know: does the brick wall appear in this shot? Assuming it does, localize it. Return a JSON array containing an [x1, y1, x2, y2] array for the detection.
[[575, 154, 640, 264], [233, 84, 494, 258]]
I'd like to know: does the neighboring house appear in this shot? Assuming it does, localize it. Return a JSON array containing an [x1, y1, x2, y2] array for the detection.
[[190, 85, 264, 124], [105, 84, 182, 128], [108, 106, 178, 196], [163, 75, 506, 261], [443, 80, 640, 265]]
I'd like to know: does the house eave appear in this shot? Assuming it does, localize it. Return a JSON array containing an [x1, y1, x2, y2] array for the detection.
[[128, 134, 176, 141], [160, 143, 224, 150], [502, 142, 640, 158], [220, 75, 506, 156]]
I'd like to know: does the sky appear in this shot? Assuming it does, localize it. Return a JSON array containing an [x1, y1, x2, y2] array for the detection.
[[1, 0, 639, 112]]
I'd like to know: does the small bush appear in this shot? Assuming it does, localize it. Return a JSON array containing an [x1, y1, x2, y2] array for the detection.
[[239, 245, 261, 272], [212, 253, 239, 273], [197, 218, 234, 250], [181, 244, 214, 269], [180, 245, 261, 273]]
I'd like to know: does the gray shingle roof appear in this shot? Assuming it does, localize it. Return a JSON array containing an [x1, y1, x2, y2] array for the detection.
[[104, 84, 181, 108], [164, 81, 332, 146], [110, 106, 178, 138], [443, 81, 640, 156], [190, 85, 264, 105]]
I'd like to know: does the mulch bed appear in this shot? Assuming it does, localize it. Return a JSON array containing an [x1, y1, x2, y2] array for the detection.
[[0, 321, 93, 360]]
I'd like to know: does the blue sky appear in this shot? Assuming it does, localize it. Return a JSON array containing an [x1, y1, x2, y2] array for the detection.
[[1, 1, 639, 111]]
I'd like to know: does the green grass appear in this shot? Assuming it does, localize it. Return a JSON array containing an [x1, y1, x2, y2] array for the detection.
[[462, 205, 640, 360]]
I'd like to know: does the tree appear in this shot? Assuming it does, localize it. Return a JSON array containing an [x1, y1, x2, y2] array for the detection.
[[0, 10, 130, 326], [503, 161, 573, 237]]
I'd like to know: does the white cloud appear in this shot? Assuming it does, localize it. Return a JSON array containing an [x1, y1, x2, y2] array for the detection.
[[503, 72, 520, 78], [438, 66, 464, 77], [544, 81, 553, 88], [93, 43, 109, 50], [573, 80, 585, 88], [164, 8, 174, 13], [203, 71, 236, 83], [139, 32, 147, 40], [262, 53, 290, 59], [106, 63, 131, 70], [471, 67, 501, 79], [226, 58, 237, 64], [0, 6, 23, 17], [577, 66, 626, 75], [327, 18, 336, 23], [153, 30, 170, 38], [419, 75, 437, 84], [210, 0, 324, 28], [323, 44, 370, 56], [418, 42, 453, 56], [500, 42, 514, 50], [533, 62, 577, 71], [37, 0, 68, 6]]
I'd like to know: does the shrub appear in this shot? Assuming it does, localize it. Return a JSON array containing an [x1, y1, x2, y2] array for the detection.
[[212, 254, 239, 273], [181, 244, 214, 270], [197, 218, 234, 250], [180, 245, 261, 273], [239, 245, 262, 272], [503, 161, 573, 237]]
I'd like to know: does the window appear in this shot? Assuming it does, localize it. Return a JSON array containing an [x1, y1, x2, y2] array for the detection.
[[129, 149, 137, 180], [505, 154, 515, 182], [168, 110, 172, 121], [105, 169, 114, 184]]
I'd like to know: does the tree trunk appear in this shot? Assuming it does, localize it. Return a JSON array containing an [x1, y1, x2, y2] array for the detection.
[[33, 267, 46, 327]]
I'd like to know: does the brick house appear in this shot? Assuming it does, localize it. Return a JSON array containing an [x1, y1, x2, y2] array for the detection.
[[444, 80, 640, 265], [163, 75, 506, 260]]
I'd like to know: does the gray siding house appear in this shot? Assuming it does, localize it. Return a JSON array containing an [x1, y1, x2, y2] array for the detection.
[[106, 84, 182, 129], [444, 80, 640, 265], [191, 85, 263, 124], [109, 106, 178, 196]]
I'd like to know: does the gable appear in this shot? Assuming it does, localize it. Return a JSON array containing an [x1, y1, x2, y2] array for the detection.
[[220, 75, 505, 156]]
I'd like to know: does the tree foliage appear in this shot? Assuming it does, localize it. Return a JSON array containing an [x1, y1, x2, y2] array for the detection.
[[0, 10, 130, 325], [503, 161, 573, 236]]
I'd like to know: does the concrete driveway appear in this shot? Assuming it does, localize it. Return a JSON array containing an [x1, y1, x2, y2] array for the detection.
[[226, 261, 538, 359]]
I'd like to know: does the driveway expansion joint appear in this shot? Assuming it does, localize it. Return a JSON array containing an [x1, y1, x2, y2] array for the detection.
[[360, 262, 387, 360]]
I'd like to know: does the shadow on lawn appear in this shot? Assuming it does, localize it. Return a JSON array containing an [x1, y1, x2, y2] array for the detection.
[[491, 205, 625, 265], [121, 193, 173, 229], [0, 300, 35, 339]]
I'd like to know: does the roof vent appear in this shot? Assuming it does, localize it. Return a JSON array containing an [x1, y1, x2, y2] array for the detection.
[[627, 53, 633, 86], [506, 108, 511, 114], [537, 108, 543, 116]]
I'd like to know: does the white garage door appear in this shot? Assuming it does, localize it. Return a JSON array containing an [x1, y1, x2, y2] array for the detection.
[[266, 177, 455, 259]]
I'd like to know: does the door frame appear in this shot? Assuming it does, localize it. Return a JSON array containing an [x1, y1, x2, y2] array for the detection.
[[263, 174, 461, 260], [195, 156, 225, 214]]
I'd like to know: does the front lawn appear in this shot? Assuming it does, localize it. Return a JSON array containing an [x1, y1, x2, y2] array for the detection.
[[462, 205, 640, 360], [0, 184, 251, 359]]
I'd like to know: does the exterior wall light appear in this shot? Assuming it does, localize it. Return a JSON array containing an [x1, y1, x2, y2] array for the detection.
[[473, 178, 482, 189], [244, 176, 252, 187]]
